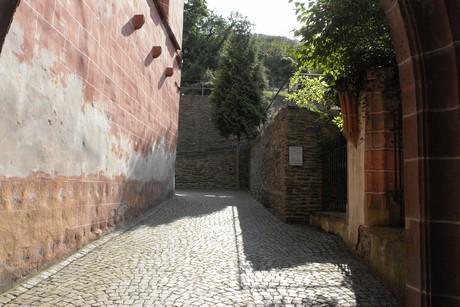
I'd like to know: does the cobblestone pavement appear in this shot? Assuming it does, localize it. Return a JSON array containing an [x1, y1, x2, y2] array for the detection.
[[0, 190, 403, 306]]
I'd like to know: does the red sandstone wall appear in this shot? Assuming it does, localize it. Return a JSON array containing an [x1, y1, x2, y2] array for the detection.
[[344, 69, 402, 230], [363, 69, 402, 226], [0, 0, 183, 291]]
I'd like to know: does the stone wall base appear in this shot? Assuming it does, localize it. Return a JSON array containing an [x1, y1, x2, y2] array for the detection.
[[310, 212, 405, 302]]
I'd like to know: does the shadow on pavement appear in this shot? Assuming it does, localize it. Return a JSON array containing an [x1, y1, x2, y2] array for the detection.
[[127, 189, 401, 306]]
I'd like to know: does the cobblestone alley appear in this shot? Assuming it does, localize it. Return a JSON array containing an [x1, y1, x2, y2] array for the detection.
[[0, 190, 402, 306]]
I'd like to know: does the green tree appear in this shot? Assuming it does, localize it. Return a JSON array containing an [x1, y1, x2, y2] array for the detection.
[[286, 72, 344, 129], [287, 73, 329, 112], [182, 0, 233, 88], [254, 34, 296, 90], [290, 0, 396, 94], [209, 15, 266, 188]]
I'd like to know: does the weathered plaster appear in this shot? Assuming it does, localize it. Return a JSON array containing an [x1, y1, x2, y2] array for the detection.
[[0, 21, 174, 182], [127, 139, 176, 183], [0, 0, 182, 292]]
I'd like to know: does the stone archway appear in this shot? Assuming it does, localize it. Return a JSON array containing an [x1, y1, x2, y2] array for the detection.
[[383, 1, 459, 306], [0, 0, 20, 54]]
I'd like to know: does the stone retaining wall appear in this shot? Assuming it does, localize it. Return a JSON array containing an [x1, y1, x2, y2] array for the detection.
[[250, 107, 325, 222], [176, 95, 250, 189], [176, 145, 250, 189]]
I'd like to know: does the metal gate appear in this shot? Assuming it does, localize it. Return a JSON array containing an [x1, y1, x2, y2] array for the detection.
[[393, 104, 404, 224], [321, 135, 348, 212]]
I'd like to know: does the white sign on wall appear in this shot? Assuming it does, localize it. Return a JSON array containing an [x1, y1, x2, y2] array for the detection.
[[289, 146, 303, 166]]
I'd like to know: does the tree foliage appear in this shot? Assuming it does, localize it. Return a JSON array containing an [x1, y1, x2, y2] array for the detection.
[[290, 0, 396, 93], [182, 0, 232, 85], [209, 16, 267, 140], [254, 35, 296, 89], [182, 1, 298, 93], [287, 73, 329, 112]]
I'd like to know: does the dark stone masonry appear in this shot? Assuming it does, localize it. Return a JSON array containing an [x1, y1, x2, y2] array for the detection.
[[175, 95, 250, 189], [250, 107, 325, 223], [176, 96, 335, 223]]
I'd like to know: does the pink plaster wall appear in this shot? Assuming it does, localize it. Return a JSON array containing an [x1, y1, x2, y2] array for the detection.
[[0, 0, 183, 292]]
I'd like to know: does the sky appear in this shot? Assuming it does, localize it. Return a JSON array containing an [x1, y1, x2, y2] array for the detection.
[[205, 0, 301, 39]]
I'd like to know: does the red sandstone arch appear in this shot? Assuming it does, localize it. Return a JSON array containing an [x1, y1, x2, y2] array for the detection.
[[383, 1, 460, 305]]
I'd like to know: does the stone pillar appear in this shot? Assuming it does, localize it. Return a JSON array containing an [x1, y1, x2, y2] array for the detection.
[[364, 68, 402, 227]]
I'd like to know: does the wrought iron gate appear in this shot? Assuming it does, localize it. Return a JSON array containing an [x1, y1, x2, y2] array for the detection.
[[321, 135, 347, 212], [393, 104, 404, 224]]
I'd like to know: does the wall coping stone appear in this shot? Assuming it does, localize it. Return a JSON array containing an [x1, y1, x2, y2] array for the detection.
[[310, 211, 346, 220]]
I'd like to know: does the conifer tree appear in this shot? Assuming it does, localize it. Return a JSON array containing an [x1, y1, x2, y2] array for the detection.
[[209, 16, 266, 189]]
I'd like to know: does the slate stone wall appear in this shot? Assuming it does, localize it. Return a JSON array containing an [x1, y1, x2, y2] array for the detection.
[[175, 95, 250, 189], [250, 107, 325, 223]]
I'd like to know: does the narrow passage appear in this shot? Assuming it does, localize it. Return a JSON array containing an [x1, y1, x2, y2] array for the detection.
[[0, 190, 402, 306]]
